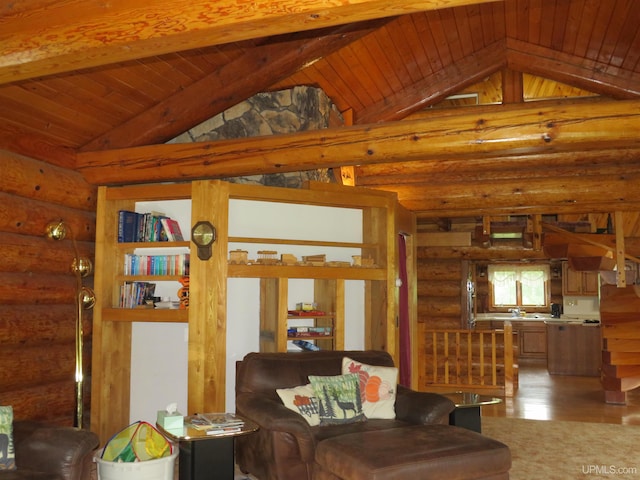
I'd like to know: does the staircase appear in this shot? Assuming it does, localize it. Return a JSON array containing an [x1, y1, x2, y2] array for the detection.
[[543, 227, 640, 404], [599, 285, 640, 404]]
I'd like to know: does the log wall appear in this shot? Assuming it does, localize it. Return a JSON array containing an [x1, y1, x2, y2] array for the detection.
[[0, 149, 96, 426]]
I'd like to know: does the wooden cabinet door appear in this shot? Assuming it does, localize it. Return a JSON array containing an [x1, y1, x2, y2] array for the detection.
[[519, 328, 547, 358], [562, 262, 583, 295], [582, 271, 599, 296], [562, 262, 599, 296]]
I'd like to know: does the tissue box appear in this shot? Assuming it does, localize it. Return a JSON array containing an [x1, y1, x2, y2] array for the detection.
[[157, 410, 184, 430]]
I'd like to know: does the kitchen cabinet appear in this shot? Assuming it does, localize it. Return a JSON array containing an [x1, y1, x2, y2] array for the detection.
[[547, 322, 601, 376], [511, 321, 547, 361], [562, 262, 599, 296]]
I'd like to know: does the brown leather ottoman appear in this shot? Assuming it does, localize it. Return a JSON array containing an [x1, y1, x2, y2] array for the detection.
[[315, 424, 511, 480]]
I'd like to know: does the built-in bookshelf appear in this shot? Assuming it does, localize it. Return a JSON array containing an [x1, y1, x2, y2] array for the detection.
[[92, 180, 403, 444]]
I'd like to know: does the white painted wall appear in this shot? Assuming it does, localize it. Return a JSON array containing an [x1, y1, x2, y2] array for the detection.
[[129, 197, 366, 422]]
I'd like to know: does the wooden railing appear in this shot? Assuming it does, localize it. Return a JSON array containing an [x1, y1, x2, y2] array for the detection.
[[419, 322, 517, 397]]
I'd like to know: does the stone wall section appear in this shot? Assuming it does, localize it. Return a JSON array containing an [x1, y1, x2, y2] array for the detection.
[[169, 86, 342, 188]]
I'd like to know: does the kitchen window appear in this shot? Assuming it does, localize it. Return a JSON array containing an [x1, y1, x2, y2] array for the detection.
[[488, 264, 550, 311]]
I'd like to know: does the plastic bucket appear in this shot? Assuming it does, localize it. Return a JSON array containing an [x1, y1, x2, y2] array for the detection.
[[95, 450, 178, 480]]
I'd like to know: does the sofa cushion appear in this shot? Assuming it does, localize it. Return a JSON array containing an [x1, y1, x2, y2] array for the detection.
[[276, 384, 321, 426], [0, 406, 16, 471], [309, 374, 365, 425], [342, 357, 398, 420]]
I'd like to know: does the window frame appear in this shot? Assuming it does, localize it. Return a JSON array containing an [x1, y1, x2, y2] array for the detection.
[[487, 263, 551, 313]]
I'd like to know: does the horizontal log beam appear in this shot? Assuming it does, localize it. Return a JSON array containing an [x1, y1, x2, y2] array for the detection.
[[0, 232, 94, 274], [389, 173, 640, 217], [78, 99, 640, 188], [355, 148, 640, 185], [0, 305, 92, 345], [0, 191, 96, 240], [0, 0, 495, 85], [0, 149, 96, 211]]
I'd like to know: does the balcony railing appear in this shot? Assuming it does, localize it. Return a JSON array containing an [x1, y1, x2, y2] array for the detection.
[[419, 322, 517, 397]]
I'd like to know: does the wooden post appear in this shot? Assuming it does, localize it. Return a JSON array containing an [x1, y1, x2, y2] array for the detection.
[[614, 211, 627, 288]]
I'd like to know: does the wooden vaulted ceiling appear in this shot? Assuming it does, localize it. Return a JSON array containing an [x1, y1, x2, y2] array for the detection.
[[1, 0, 640, 224]]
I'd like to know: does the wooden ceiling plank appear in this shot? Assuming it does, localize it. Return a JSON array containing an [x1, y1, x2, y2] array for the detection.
[[561, 0, 586, 55], [585, 1, 616, 62], [359, 30, 405, 93], [506, 38, 640, 98], [0, 0, 499, 85], [76, 98, 640, 184], [356, 40, 505, 123], [411, 12, 444, 72], [395, 14, 434, 79], [81, 21, 387, 151]]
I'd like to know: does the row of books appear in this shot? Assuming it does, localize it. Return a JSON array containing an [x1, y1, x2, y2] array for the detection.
[[124, 253, 190, 276], [118, 210, 184, 243], [119, 281, 156, 308]]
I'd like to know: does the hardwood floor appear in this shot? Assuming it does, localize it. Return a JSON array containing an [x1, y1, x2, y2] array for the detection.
[[482, 362, 640, 425]]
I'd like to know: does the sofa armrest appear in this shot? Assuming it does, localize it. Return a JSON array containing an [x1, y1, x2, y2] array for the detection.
[[237, 393, 313, 435], [236, 393, 317, 460], [394, 386, 455, 425], [13, 422, 99, 480]]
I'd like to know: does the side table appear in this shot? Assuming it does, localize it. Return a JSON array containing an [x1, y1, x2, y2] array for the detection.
[[441, 392, 502, 433], [157, 413, 258, 480]]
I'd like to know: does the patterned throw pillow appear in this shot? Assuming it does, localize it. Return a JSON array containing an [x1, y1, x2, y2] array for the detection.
[[276, 384, 321, 426], [0, 406, 16, 471], [342, 357, 398, 419], [308, 373, 365, 425]]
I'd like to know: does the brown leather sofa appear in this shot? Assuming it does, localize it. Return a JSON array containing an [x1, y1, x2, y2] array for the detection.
[[236, 350, 510, 480], [0, 421, 99, 480]]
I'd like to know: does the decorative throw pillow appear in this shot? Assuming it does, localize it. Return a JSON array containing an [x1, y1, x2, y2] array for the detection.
[[276, 384, 321, 426], [308, 373, 365, 425], [342, 357, 398, 419], [0, 406, 16, 471]]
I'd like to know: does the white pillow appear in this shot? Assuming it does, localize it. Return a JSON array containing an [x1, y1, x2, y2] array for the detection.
[[276, 384, 321, 426], [342, 357, 398, 419]]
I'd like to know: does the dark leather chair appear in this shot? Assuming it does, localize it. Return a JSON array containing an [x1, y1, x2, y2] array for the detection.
[[0, 421, 99, 480], [235, 350, 457, 480]]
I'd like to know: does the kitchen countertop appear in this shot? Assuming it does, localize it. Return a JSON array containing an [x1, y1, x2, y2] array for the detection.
[[475, 313, 600, 325], [475, 314, 553, 322]]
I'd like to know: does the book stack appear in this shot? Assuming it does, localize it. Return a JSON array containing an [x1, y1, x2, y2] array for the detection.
[[119, 281, 155, 308], [118, 210, 184, 242], [124, 253, 190, 276], [188, 413, 245, 435]]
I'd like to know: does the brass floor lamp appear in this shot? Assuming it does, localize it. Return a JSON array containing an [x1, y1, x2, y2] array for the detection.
[[45, 220, 96, 429]]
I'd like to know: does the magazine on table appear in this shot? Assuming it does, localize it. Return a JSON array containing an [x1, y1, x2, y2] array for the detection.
[[188, 413, 245, 431]]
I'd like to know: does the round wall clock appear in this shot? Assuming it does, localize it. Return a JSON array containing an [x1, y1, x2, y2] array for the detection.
[[191, 221, 216, 260]]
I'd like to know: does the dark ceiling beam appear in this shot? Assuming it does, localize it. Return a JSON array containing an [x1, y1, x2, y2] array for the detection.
[[80, 20, 390, 151], [506, 38, 640, 99], [0, 0, 499, 85], [76, 99, 640, 185], [355, 40, 506, 124]]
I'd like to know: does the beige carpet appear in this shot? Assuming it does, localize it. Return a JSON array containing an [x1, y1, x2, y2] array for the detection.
[[482, 417, 640, 479]]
